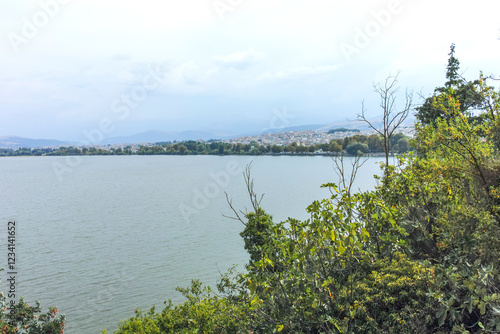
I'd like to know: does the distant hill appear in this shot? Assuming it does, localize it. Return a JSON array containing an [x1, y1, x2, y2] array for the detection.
[[1, 117, 416, 148], [97, 130, 223, 145], [260, 124, 327, 134], [259, 121, 370, 135], [0, 136, 76, 148], [318, 115, 416, 133], [0, 130, 232, 148]]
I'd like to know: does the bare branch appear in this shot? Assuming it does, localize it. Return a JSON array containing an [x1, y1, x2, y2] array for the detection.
[[222, 192, 247, 226], [223, 162, 265, 225], [243, 162, 264, 213], [348, 155, 368, 195], [357, 72, 412, 169], [357, 101, 383, 137], [331, 153, 368, 195]]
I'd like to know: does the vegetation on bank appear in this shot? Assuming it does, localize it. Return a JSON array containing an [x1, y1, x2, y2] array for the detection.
[[0, 132, 411, 157], [0, 295, 65, 334], [105, 46, 500, 333], [2, 44, 500, 333]]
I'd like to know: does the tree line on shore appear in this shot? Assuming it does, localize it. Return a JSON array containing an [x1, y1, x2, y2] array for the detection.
[[105, 44, 500, 333], [0, 132, 411, 157], [2, 44, 500, 333]]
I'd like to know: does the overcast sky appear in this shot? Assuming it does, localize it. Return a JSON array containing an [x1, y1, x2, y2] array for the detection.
[[1, 0, 499, 141]]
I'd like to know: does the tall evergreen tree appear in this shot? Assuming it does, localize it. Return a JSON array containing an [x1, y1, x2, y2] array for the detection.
[[416, 43, 485, 125], [444, 43, 460, 89]]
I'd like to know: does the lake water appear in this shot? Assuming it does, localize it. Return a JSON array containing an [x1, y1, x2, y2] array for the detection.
[[0, 155, 383, 333]]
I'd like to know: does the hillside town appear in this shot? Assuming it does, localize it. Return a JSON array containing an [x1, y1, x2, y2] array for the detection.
[[0, 125, 415, 152], [222, 125, 414, 147], [223, 129, 367, 146]]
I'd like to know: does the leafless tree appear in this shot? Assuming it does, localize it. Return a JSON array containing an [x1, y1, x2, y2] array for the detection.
[[357, 72, 413, 169], [223, 162, 263, 226], [330, 153, 367, 196]]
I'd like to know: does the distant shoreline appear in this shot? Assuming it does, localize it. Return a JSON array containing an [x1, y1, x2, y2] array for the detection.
[[0, 132, 411, 157], [0, 152, 390, 157]]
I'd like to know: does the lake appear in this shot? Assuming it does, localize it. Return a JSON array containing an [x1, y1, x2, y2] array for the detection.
[[0, 155, 384, 333]]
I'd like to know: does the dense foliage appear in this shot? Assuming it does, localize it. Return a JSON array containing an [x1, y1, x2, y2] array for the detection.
[[109, 51, 500, 333], [415, 44, 490, 126], [3, 45, 499, 333], [0, 292, 65, 334], [0, 133, 411, 157]]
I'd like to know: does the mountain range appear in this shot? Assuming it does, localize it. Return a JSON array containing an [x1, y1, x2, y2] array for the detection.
[[0, 120, 396, 148], [0, 136, 79, 148]]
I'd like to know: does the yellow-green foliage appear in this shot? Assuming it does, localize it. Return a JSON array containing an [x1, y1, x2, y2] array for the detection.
[[336, 253, 437, 334], [110, 70, 500, 334], [113, 280, 251, 334]]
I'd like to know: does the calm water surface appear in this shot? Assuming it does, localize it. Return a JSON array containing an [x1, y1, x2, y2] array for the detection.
[[0, 155, 383, 334]]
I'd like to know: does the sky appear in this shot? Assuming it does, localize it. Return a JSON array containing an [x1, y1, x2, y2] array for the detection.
[[0, 0, 499, 141]]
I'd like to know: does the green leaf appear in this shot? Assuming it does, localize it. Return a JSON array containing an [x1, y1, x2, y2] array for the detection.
[[338, 243, 346, 255], [333, 321, 343, 333], [467, 295, 473, 314], [312, 299, 319, 309], [437, 307, 447, 327], [361, 228, 370, 238], [479, 301, 486, 315], [248, 281, 257, 294]]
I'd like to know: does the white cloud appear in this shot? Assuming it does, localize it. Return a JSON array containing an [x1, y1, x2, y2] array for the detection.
[[213, 49, 264, 70], [257, 64, 342, 82], [1, 0, 499, 139], [160, 61, 215, 94]]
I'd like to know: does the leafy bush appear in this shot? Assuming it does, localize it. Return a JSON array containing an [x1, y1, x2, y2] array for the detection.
[[0, 294, 65, 334], [112, 278, 251, 334], [110, 60, 500, 334]]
